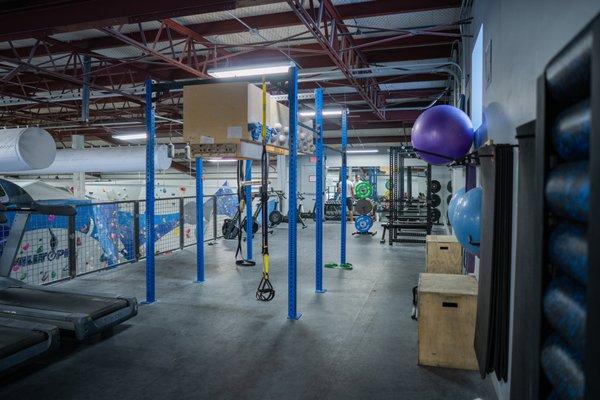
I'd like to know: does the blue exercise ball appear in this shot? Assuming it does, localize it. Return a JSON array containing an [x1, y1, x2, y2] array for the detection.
[[411, 105, 474, 165], [447, 187, 466, 225], [453, 187, 482, 255]]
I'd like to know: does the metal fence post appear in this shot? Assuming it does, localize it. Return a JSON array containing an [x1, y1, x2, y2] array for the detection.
[[68, 215, 76, 279], [212, 195, 217, 242], [133, 201, 140, 262], [179, 197, 185, 249]]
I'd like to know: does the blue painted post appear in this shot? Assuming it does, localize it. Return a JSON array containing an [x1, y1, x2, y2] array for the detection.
[[314, 88, 325, 293], [340, 110, 348, 266], [245, 160, 253, 261], [144, 79, 156, 303], [288, 66, 301, 320], [196, 157, 205, 282]]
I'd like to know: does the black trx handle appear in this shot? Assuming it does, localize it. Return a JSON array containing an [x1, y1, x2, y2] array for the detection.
[[256, 272, 275, 302]]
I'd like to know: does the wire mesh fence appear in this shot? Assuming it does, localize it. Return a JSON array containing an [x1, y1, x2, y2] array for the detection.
[[1, 211, 71, 285], [74, 202, 136, 276], [0, 195, 225, 285]]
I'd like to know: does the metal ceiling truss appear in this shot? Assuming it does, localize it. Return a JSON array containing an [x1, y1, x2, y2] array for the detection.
[[287, 0, 386, 119]]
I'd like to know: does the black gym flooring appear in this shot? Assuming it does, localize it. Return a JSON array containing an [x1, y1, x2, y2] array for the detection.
[[0, 222, 495, 400]]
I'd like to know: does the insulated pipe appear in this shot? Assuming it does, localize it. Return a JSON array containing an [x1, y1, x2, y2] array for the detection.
[[0, 127, 56, 171], [5, 145, 171, 174]]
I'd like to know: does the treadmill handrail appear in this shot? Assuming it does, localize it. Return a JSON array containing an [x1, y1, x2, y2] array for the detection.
[[5, 203, 76, 216]]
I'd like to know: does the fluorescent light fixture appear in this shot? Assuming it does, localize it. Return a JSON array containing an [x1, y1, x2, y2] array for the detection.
[[112, 132, 147, 141], [347, 149, 379, 154], [207, 62, 293, 79], [207, 158, 238, 163], [299, 109, 344, 117]]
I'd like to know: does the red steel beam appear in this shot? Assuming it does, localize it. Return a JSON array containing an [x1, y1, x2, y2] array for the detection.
[[287, 0, 385, 119], [0, 1, 459, 57], [99, 26, 212, 79], [0, 0, 239, 41]]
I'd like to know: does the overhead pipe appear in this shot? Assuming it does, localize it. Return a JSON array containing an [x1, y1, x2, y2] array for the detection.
[[4, 145, 172, 175], [0, 127, 56, 172]]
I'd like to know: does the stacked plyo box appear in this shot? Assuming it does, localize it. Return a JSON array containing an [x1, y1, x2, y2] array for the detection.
[[183, 82, 290, 160]]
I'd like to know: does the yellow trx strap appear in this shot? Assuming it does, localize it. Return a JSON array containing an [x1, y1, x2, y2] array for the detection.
[[256, 77, 274, 301]]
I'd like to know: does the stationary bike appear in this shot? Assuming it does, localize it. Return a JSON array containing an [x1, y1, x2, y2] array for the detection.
[[268, 193, 307, 229]]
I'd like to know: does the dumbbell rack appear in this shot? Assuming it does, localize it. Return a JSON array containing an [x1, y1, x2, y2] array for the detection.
[[512, 15, 599, 400]]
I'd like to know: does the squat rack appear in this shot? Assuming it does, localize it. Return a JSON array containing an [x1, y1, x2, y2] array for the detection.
[[143, 66, 309, 320]]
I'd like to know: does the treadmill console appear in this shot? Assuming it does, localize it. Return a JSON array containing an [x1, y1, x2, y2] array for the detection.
[[0, 183, 8, 205], [0, 179, 34, 206]]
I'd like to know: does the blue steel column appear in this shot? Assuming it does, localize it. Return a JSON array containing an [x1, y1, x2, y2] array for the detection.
[[245, 160, 253, 260], [144, 79, 156, 303], [196, 157, 205, 282], [340, 110, 348, 265], [288, 66, 301, 319], [314, 88, 325, 293]]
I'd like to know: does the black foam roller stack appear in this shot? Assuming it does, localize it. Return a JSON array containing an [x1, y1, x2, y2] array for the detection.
[[543, 277, 586, 355], [545, 30, 591, 108], [549, 222, 588, 286], [552, 100, 590, 161], [541, 334, 584, 400], [545, 161, 589, 223]]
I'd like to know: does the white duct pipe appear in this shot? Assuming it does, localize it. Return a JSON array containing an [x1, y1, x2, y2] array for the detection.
[[0, 127, 56, 171], [6, 145, 172, 174]]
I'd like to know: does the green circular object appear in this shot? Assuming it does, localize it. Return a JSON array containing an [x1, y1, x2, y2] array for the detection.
[[354, 181, 373, 200], [385, 179, 391, 190]]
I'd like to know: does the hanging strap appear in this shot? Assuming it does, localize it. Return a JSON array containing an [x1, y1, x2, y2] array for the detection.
[[236, 160, 255, 267], [256, 77, 274, 301]]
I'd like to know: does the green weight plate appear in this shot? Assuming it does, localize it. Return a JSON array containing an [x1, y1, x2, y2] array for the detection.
[[354, 181, 373, 200], [385, 180, 391, 190]]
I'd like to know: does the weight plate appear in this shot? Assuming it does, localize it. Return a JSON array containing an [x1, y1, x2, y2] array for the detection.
[[430, 180, 441, 193], [354, 215, 373, 233], [354, 181, 373, 200], [431, 194, 441, 208], [431, 208, 441, 222], [222, 219, 239, 240], [385, 180, 391, 190], [447, 181, 453, 192], [447, 194, 452, 205], [269, 210, 283, 226], [354, 199, 373, 215]]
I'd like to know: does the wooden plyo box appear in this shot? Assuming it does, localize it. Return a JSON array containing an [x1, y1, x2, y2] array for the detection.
[[183, 82, 289, 145], [426, 235, 463, 274], [417, 273, 478, 370]]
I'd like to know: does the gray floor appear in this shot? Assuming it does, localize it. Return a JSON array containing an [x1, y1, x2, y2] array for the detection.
[[0, 222, 495, 400]]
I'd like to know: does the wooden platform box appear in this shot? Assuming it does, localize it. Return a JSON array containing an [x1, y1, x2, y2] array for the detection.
[[426, 235, 462, 274], [418, 273, 478, 370], [183, 82, 289, 145]]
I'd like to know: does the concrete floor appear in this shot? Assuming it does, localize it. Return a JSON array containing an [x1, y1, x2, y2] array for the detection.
[[0, 222, 495, 400]]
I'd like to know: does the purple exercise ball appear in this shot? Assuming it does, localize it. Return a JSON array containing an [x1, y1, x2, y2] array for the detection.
[[411, 105, 474, 165]]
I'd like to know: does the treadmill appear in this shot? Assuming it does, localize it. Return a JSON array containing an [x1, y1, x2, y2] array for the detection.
[[0, 179, 138, 340], [0, 316, 58, 373]]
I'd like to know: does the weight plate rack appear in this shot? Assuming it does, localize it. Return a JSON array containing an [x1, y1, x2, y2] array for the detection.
[[382, 147, 432, 245]]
